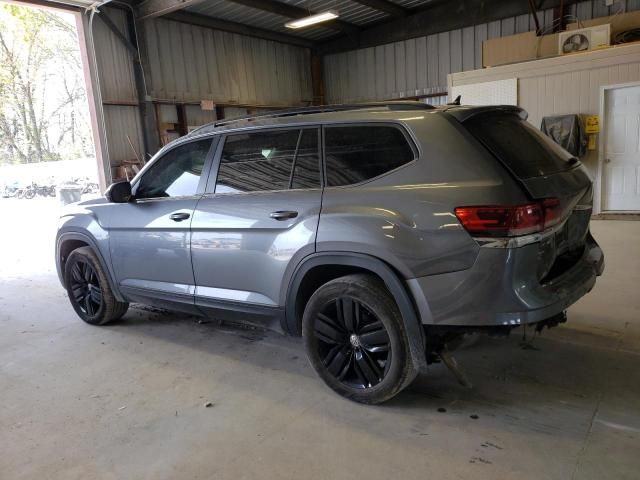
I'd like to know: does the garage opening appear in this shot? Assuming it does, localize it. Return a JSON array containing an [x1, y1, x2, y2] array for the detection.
[[0, 1, 99, 277]]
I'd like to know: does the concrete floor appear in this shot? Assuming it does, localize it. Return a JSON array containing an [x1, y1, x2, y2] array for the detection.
[[1, 197, 639, 480]]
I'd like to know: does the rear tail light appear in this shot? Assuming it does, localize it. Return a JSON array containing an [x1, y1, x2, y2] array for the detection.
[[454, 198, 561, 237]]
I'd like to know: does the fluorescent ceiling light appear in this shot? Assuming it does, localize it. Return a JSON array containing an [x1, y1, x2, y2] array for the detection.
[[285, 10, 339, 29]]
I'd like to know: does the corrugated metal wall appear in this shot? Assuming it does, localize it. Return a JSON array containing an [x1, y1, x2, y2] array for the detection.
[[324, 0, 640, 103], [143, 18, 313, 106], [93, 8, 145, 168]]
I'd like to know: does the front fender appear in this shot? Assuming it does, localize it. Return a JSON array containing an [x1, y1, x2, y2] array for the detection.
[[55, 218, 125, 303]]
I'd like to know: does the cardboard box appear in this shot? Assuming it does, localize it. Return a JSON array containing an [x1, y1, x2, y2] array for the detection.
[[567, 10, 640, 41], [482, 31, 559, 67]]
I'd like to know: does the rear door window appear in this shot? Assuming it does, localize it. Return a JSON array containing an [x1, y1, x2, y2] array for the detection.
[[324, 125, 415, 187], [215, 128, 320, 193], [464, 114, 578, 179]]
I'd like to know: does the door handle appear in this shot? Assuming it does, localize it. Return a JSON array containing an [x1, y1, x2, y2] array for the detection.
[[169, 212, 191, 222], [604, 158, 612, 164], [269, 210, 298, 221]]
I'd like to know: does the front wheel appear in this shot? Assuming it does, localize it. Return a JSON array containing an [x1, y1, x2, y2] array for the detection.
[[302, 274, 415, 404], [64, 247, 129, 325]]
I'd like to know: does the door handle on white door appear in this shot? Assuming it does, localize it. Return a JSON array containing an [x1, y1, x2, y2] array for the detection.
[[604, 158, 612, 164]]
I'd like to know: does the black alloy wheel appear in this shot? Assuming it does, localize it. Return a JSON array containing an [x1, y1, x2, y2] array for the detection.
[[69, 259, 103, 318], [315, 296, 392, 389], [302, 273, 415, 404], [64, 246, 129, 325]]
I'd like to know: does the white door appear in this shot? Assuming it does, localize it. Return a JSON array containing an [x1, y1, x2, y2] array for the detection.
[[603, 85, 640, 211]]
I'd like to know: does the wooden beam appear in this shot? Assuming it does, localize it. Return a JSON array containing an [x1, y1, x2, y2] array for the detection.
[[164, 10, 315, 48], [223, 0, 359, 35], [349, 0, 408, 18]]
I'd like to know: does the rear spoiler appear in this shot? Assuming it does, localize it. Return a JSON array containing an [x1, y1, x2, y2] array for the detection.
[[443, 105, 528, 123]]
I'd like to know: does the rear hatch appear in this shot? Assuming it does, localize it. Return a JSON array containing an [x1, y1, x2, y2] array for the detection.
[[448, 106, 593, 282]]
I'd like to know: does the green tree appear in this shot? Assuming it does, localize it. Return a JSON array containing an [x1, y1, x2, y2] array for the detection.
[[0, 3, 93, 165]]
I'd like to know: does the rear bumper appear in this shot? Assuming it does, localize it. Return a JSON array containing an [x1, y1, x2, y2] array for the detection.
[[407, 233, 604, 327]]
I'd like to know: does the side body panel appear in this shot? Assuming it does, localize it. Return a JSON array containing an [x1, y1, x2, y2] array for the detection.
[[316, 115, 528, 280], [102, 198, 201, 311], [191, 189, 322, 308]]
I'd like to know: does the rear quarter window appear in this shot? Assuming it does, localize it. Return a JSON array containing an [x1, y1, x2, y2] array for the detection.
[[464, 114, 578, 179], [324, 125, 415, 187]]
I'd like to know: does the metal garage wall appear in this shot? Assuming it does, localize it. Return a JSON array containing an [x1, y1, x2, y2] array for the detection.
[[449, 42, 640, 213], [324, 0, 640, 103], [143, 18, 313, 106], [92, 8, 145, 170]]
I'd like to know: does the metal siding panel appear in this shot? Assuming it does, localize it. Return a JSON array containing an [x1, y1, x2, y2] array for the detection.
[[462, 26, 475, 71], [192, 27, 211, 97], [515, 14, 529, 33], [357, 48, 368, 101], [501, 17, 515, 36], [427, 34, 439, 94], [395, 41, 407, 97], [416, 36, 428, 94], [94, 9, 136, 103], [365, 47, 377, 100], [103, 105, 144, 165], [474, 23, 487, 70], [576, 1, 593, 21], [487, 20, 501, 39], [450, 29, 462, 74], [592, 0, 610, 18], [181, 23, 199, 100], [375, 45, 386, 99], [146, 19, 310, 106], [346, 50, 357, 101], [437, 32, 449, 92], [384, 43, 395, 98]]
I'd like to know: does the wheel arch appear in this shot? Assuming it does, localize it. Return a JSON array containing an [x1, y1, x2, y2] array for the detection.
[[56, 231, 125, 302], [284, 252, 428, 373]]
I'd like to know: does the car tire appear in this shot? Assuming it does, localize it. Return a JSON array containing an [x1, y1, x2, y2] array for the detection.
[[64, 246, 129, 325], [302, 273, 414, 404]]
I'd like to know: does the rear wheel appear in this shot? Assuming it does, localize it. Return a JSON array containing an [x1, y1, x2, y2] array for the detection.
[[302, 274, 414, 404], [64, 247, 128, 325]]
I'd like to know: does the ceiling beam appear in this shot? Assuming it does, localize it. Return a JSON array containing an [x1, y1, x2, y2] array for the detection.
[[350, 0, 408, 18], [223, 0, 360, 35], [316, 0, 580, 55], [164, 10, 315, 48], [137, 0, 209, 20]]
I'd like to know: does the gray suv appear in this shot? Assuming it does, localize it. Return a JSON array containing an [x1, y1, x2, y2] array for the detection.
[[55, 102, 604, 404]]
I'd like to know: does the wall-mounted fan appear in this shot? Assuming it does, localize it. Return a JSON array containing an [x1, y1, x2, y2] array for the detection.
[[558, 25, 611, 56], [562, 33, 591, 53]]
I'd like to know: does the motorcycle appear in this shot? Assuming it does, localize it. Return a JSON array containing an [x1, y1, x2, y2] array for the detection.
[[20, 182, 56, 199]]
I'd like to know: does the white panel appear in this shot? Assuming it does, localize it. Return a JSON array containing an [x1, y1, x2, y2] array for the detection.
[[451, 78, 518, 106]]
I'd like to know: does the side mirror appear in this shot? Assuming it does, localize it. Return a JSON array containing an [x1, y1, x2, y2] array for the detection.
[[105, 181, 132, 203]]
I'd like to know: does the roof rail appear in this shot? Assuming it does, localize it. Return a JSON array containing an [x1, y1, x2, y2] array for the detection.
[[189, 101, 434, 134]]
